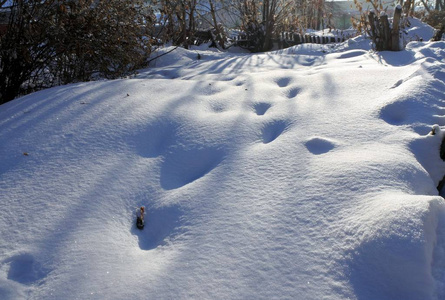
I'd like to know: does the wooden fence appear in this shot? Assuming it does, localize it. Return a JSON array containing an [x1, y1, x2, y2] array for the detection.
[[233, 31, 354, 50]]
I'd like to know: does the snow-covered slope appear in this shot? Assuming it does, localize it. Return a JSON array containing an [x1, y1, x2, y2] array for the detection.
[[1, 20, 445, 299]]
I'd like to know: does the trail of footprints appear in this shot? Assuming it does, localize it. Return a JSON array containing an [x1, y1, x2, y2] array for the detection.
[[255, 76, 337, 153], [275, 76, 301, 99], [257, 76, 300, 144], [132, 76, 337, 250], [140, 76, 333, 192]]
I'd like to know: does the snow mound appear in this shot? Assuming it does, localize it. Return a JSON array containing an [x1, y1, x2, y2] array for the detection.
[[1, 18, 445, 300]]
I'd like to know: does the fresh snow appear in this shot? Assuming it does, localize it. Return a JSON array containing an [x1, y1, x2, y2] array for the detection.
[[1, 19, 445, 300]]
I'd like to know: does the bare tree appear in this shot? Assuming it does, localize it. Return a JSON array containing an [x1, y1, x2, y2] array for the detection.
[[206, 0, 226, 48], [0, 0, 154, 104], [229, 0, 298, 52], [157, 0, 202, 48]]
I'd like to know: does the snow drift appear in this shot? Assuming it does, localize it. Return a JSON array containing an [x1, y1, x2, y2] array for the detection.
[[1, 19, 445, 300]]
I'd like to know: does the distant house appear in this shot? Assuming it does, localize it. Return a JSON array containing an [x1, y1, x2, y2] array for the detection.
[[326, 0, 397, 29]]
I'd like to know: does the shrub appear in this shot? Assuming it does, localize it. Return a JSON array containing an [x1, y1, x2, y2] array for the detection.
[[423, 10, 445, 29], [0, 0, 155, 105]]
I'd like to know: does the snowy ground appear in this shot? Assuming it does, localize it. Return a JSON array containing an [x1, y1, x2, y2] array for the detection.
[[1, 19, 445, 300]]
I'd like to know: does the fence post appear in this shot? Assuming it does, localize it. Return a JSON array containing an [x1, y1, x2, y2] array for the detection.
[[380, 14, 392, 50], [391, 5, 402, 51]]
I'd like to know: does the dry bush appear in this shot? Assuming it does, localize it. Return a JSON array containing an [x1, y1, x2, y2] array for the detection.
[[0, 0, 154, 104]]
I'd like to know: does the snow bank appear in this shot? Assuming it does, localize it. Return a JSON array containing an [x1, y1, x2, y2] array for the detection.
[[1, 20, 445, 300]]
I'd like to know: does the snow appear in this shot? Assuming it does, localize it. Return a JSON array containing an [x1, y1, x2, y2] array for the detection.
[[0, 18, 445, 299]]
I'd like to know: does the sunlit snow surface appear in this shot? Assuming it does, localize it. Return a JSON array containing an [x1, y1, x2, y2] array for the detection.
[[1, 19, 445, 299]]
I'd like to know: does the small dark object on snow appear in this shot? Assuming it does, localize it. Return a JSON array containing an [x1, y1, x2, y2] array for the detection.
[[136, 206, 145, 229], [136, 217, 144, 229]]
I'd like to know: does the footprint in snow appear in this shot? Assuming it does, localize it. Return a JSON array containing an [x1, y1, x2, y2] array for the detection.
[[305, 137, 336, 155], [379, 100, 411, 125], [276, 77, 292, 88], [286, 87, 301, 99], [3, 253, 49, 285], [261, 120, 289, 144], [253, 102, 271, 116]]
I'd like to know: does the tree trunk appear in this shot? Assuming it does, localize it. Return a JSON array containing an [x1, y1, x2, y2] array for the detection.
[[181, 4, 187, 48], [208, 0, 224, 49], [420, 0, 431, 13]]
